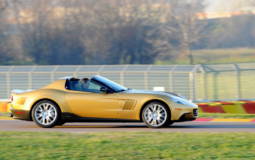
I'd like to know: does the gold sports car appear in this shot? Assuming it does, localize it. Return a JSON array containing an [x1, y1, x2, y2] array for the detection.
[[10, 75, 198, 128]]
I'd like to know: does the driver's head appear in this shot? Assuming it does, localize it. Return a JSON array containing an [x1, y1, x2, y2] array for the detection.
[[80, 78, 89, 90], [82, 78, 89, 83]]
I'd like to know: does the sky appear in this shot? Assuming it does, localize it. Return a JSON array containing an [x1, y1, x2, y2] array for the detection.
[[206, 0, 254, 12]]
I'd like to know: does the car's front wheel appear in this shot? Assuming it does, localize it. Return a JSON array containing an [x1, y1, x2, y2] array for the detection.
[[142, 102, 172, 128], [32, 100, 60, 128]]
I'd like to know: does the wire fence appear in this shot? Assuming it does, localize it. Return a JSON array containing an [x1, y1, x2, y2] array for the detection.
[[0, 63, 255, 101], [197, 63, 255, 101]]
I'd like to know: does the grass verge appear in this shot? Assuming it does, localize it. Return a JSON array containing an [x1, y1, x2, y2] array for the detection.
[[156, 48, 255, 64], [199, 113, 255, 119], [0, 113, 10, 118], [0, 132, 255, 160]]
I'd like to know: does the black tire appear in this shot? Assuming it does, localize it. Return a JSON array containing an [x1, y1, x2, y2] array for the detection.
[[32, 100, 61, 128], [142, 102, 172, 128], [56, 120, 66, 126]]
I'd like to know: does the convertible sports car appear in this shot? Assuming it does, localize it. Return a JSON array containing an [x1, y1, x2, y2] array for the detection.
[[10, 75, 198, 128]]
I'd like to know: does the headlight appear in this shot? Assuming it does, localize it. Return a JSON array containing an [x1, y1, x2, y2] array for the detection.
[[170, 95, 197, 107], [172, 99, 185, 105]]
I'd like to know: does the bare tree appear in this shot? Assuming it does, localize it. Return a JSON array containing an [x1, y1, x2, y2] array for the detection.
[[0, 0, 16, 64], [76, 0, 167, 64], [0, 0, 208, 65], [159, 0, 207, 64], [12, 0, 86, 64]]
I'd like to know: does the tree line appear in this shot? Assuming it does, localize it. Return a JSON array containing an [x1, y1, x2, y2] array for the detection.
[[0, 0, 255, 65]]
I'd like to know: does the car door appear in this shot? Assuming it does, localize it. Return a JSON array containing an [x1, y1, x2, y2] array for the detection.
[[65, 79, 125, 119]]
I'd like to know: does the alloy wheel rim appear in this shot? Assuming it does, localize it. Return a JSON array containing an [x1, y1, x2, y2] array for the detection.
[[34, 103, 57, 125], [144, 104, 167, 127]]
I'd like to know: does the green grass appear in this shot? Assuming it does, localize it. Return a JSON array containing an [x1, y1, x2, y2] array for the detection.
[[0, 132, 255, 160], [192, 48, 255, 64], [0, 113, 7, 116], [156, 48, 255, 65], [199, 113, 255, 119], [0, 113, 8, 116]]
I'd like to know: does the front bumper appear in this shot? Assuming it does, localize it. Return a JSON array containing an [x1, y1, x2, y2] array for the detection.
[[171, 104, 198, 121], [176, 109, 198, 122]]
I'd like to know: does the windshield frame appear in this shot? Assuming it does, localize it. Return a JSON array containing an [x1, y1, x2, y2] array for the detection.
[[91, 75, 127, 92]]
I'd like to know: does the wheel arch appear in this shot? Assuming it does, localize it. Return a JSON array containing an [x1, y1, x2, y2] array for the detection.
[[139, 99, 171, 121], [29, 98, 62, 121]]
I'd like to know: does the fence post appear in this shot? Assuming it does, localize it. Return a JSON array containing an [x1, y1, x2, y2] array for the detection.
[[213, 72, 219, 100], [6, 72, 10, 98], [169, 66, 176, 92], [189, 72, 196, 101], [234, 64, 242, 99], [144, 71, 148, 90], [120, 65, 128, 86], [28, 72, 32, 89], [203, 72, 208, 100], [28, 66, 36, 89], [168, 71, 173, 92], [6, 66, 14, 98], [120, 72, 124, 85], [74, 65, 81, 77], [51, 66, 59, 82]]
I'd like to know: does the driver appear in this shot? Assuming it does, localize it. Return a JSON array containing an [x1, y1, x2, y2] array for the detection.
[[80, 78, 89, 91]]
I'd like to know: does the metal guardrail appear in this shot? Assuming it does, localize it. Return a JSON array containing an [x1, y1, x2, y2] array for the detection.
[[0, 63, 255, 101]]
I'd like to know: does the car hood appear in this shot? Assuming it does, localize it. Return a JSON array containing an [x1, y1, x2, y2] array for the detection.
[[124, 89, 197, 107]]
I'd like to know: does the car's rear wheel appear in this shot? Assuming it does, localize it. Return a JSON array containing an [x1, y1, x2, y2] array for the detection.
[[142, 102, 172, 128], [32, 100, 60, 128]]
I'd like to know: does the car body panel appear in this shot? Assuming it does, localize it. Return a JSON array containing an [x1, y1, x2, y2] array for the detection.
[[65, 91, 125, 118], [10, 76, 198, 123]]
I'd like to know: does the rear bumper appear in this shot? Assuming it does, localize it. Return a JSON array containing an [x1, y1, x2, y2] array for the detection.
[[10, 108, 30, 121]]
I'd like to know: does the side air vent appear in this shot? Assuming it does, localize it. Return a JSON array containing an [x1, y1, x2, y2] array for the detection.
[[123, 100, 136, 110]]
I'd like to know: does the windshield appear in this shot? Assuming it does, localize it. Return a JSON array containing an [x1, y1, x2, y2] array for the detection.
[[92, 75, 127, 92]]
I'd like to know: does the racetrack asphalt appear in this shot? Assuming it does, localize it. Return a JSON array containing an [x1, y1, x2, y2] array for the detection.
[[0, 120, 254, 133]]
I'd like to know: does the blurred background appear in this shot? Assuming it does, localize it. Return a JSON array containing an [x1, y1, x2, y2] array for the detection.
[[1, 0, 255, 101], [0, 0, 255, 65]]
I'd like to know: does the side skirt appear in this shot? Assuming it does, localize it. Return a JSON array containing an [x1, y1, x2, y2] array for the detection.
[[62, 112, 141, 123]]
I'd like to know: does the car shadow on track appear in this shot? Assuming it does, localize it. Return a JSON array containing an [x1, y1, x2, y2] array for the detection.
[[55, 123, 255, 129]]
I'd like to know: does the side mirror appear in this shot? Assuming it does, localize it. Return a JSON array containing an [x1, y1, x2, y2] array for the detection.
[[100, 86, 109, 93]]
